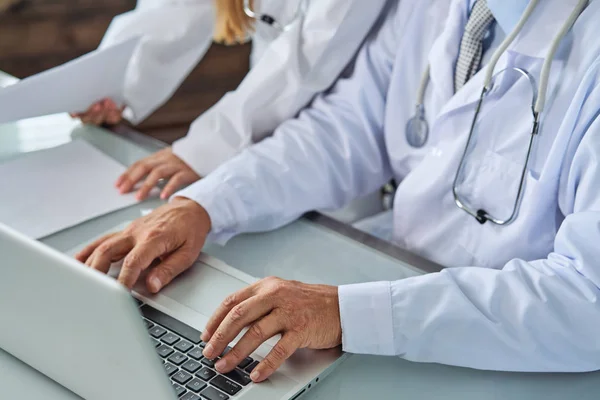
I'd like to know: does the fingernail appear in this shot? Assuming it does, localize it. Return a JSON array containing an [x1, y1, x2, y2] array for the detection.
[[250, 371, 260, 381], [149, 277, 162, 293], [215, 359, 227, 372], [203, 343, 214, 358], [160, 193, 167, 200]]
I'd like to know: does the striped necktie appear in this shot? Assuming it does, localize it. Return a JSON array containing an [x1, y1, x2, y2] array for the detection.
[[454, 0, 496, 92]]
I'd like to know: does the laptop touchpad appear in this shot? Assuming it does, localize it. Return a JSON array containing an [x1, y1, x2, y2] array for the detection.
[[156, 261, 249, 318]]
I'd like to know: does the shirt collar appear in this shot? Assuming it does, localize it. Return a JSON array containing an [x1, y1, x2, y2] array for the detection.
[[474, 0, 530, 34]]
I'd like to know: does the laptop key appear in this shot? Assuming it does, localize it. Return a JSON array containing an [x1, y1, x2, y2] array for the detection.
[[141, 305, 202, 344], [181, 393, 200, 400], [149, 325, 167, 339], [210, 375, 242, 396], [244, 361, 259, 374], [157, 345, 175, 358], [162, 332, 181, 346], [196, 367, 217, 381], [168, 352, 189, 366], [172, 383, 186, 397], [182, 360, 202, 374], [175, 340, 194, 353], [151, 338, 160, 348], [164, 362, 179, 376], [223, 369, 252, 386], [173, 370, 193, 385], [186, 378, 208, 393], [199, 341, 207, 348], [199, 386, 229, 400], [201, 358, 216, 368], [188, 347, 204, 361], [237, 357, 253, 369]]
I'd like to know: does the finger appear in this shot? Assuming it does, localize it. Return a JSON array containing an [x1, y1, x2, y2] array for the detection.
[[160, 171, 197, 200], [80, 114, 93, 124], [137, 166, 177, 201], [205, 295, 275, 363], [84, 251, 97, 268], [118, 238, 166, 289], [85, 103, 104, 125], [88, 236, 134, 274], [91, 108, 108, 126], [103, 98, 118, 110], [251, 334, 302, 382], [214, 312, 282, 373], [75, 232, 120, 263], [105, 109, 122, 125], [145, 244, 197, 294], [118, 161, 154, 194], [116, 154, 160, 188], [202, 285, 257, 343], [102, 99, 122, 125]]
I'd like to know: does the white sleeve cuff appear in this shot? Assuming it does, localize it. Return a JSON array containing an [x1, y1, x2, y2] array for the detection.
[[338, 281, 396, 356], [172, 113, 242, 177], [172, 180, 248, 245]]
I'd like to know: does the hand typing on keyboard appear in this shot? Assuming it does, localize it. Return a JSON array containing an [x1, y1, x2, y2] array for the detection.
[[201, 277, 342, 383], [75, 197, 210, 293], [75, 196, 344, 386]]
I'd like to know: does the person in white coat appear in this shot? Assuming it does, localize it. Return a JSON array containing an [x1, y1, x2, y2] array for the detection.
[[72, 0, 388, 201], [77, 0, 600, 381]]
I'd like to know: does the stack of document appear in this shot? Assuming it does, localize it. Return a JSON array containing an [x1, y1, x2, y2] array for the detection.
[[0, 140, 145, 239], [0, 38, 139, 124]]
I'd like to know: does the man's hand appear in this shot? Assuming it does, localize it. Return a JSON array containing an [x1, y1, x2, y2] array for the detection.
[[201, 277, 342, 383], [75, 198, 211, 293], [115, 148, 201, 201], [70, 98, 124, 126]]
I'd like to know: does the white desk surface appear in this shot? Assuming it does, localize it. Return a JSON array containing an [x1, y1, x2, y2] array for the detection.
[[1, 79, 600, 399]]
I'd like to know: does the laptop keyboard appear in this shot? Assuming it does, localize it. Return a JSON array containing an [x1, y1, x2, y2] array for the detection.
[[139, 303, 256, 400]]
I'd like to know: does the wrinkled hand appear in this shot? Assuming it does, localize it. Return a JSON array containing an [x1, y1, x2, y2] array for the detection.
[[70, 98, 124, 126], [116, 148, 201, 201], [75, 198, 211, 293], [202, 277, 342, 383]]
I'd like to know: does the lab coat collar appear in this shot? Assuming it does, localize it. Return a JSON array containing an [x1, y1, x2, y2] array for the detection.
[[428, 0, 579, 122]]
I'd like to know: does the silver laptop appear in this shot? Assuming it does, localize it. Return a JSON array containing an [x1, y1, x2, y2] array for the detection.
[[0, 222, 345, 400]]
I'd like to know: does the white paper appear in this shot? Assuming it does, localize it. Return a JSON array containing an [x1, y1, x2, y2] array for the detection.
[[0, 38, 140, 124], [0, 140, 141, 239]]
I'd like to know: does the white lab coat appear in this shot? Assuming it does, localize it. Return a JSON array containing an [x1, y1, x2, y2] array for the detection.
[[176, 0, 600, 372], [99, 0, 388, 177]]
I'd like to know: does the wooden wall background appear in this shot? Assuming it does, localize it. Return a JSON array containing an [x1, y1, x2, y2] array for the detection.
[[0, 0, 252, 143]]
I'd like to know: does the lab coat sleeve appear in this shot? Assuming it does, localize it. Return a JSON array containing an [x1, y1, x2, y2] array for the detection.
[[340, 72, 600, 372], [174, 2, 401, 243], [171, 0, 389, 177], [99, 1, 215, 124]]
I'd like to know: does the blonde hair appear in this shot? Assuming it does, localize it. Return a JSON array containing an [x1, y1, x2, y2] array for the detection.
[[214, 0, 255, 45]]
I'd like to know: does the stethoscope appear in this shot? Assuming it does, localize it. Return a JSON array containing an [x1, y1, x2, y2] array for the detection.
[[405, 0, 588, 226], [243, 0, 309, 32]]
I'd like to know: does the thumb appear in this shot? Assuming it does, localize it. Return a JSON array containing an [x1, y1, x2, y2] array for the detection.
[[146, 246, 197, 293]]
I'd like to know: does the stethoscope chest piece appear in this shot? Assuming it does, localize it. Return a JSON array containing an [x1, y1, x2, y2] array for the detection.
[[406, 104, 429, 148]]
